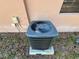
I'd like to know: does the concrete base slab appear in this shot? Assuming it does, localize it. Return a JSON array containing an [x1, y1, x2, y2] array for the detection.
[[29, 46, 54, 55]]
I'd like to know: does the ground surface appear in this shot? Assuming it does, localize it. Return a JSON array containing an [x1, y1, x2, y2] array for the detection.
[[0, 32, 79, 59]]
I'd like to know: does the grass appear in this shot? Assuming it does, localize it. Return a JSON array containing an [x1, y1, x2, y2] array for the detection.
[[0, 33, 79, 59], [53, 33, 79, 59], [65, 51, 79, 59], [54, 51, 63, 59], [0, 33, 28, 59]]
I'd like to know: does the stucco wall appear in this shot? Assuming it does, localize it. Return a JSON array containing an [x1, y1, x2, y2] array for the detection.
[[0, 0, 28, 32], [0, 0, 79, 32]]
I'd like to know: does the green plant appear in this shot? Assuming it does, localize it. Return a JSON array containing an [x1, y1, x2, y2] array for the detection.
[[55, 51, 63, 59], [65, 35, 76, 47], [65, 51, 79, 59], [69, 35, 76, 43]]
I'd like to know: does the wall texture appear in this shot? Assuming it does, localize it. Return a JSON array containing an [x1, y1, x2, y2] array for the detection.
[[0, 0, 28, 32], [0, 0, 79, 32]]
